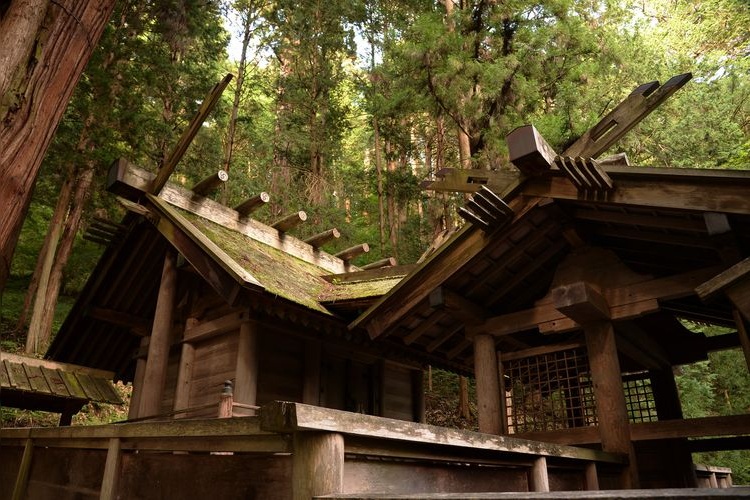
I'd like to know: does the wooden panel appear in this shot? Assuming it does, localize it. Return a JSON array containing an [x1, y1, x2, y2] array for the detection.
[[382, 363, 413, 421], [118, 453, 292, 500], [41, 367, 70, 397], [25, 447, 107, 500], [22, 364, 52, 394], [160, 350, 181, 414], [344, 458, 528, 494], [188, 333, 239, 412], [5, 360, 31, 391], [257, 331, 304, 404], [59, 370, 88, 399]]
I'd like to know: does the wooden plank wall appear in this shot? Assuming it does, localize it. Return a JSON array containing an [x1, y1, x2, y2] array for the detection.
[[187, 332, 240, 417], [382, 362, 414, 421], [257, 330, 304, 404], [23, 447, 107, 499], [0, 446, 24, 499]]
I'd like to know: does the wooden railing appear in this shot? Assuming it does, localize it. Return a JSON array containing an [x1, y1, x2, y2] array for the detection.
[[1, 401, 627, 500]]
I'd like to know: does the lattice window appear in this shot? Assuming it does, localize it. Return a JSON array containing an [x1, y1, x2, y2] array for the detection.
[[503, 348, 597, 434], [503, 350, 658, 434], [622, 372, 658, 423]]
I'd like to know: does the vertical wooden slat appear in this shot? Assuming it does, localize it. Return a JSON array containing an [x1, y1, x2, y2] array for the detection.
[[11, 439, 34, 500], [529, 456, 550, 492], [709, 472, 719, 489], [497, 351, 509, 434], [234, 320, 259, 415], [139, 250, 177, 417], [99, 438, 122, 500], [732, 308, 750, 373], [292, 432, 344, 500], [302, 339, 321, 405], [473, 334, 501, 434]]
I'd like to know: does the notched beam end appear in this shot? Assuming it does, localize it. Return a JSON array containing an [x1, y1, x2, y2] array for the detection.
[[552, 281, 610, 324]]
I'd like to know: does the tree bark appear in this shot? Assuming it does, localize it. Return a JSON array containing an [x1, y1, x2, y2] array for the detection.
[[0, 0, 116, 295], [16, 176, 73, 336], [35, 166, 95, 352], [0, 0, 50, 100]]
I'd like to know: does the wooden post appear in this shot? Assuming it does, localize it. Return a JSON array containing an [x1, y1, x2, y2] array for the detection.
[[234, 321, 259, 415], [292, 432, 344, 500], [584, 321, 639, 488], [411, 368, 425, 423], [585, 462, 600, 491], [302, 340, 321, 405], [273, 211, 307, 233], [173, 340, 196, 416], [335, 243, 370, 263], [732, 309, 750, 373], [191, 170, 228, 196], [11, 439, 33, 500], [305, 228, 340, 249], [218, 380, 234, 418], [473, 334, 502, 434], [128, 337, 149, 420], [529, 456, 550, 492], [361, 257, 398, 270], [138, 250, 177, 417], [99, 438, 122, 500]]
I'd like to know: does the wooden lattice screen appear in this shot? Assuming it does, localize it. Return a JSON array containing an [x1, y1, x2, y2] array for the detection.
[[503, 348, 658, 434]]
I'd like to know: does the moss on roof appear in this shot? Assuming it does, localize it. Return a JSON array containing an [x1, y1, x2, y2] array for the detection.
[[176, 208, 402, 314]]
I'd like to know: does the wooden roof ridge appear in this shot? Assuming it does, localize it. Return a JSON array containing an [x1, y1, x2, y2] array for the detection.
[[109, 159, 359, 275], [0, 352, 122, 405]]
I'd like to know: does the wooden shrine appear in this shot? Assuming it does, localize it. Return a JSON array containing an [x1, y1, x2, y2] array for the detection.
[[3, 73, 750, 499]]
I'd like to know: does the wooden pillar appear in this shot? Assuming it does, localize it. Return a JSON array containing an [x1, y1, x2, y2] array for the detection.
[[218, 380, 234, 418], [99, 438, 122, 500], [11, 439, 33, 500], [139, 250, 177, 418], [302, 339, 321, 405], [234, 320, 259, 415], [292, 432, 344, 500], [173, 336, 196, 416], [411, 368, 425, 423], [529, 456, 550, 492], [650, 368, 682, 421], [584, 462, 599, 491], [585, 321, 639, 488], [473, 334, 502, 434], [732, 309, 750, 373]]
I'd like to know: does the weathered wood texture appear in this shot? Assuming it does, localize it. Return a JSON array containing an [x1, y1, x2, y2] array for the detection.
[[0, 0, 117, 293], [99, 438, 122, 500], [234, 321, 260, 414], [119, 453, 291, 500], [187, 332, 239, 417], [382, 362, 415, 421], [192, 169, 229, 196], [317, 488, 750, 499], [139, 250, 177, 417], [528, 457, 550, 492], [293, 432, 345, 500], [473, 334, 502, 434]]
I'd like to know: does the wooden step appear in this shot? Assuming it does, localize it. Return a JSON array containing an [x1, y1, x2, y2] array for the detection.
[[317, 487, 750, 499]]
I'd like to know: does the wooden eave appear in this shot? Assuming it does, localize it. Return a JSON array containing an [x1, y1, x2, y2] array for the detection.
[[0, 353, 122, 414], [352, 165, 750, 372]]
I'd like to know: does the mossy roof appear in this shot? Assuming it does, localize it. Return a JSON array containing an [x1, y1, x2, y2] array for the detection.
[[176, 208, 401, 314]]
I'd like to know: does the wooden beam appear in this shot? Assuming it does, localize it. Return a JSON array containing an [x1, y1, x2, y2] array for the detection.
[[696, 256, 750, 301], [457, 206, 492, 231], [507, 124, 558, 176], [499, 340, 586, 362], [305, 228, 340, 249], [617, 322, 671, 370], [732, 309, 750, 373], [474, 334, 502, 435], [573, 208, 706, 232], [523, 170, 750, 216], [234, 192, 270, 217], [172, 338, 195, 416], [191, 170, 228, 196], [127, 337, 148, 420], [99, 438, 121, 500], [335, 243, 370, 263], [403, 312, 445, 345], [151, 74, 233, 194], [563, 73, 691, 159], [552, 281, 611, 323], [429, 287, 488, 326], [421, 168, 523, 195], [272, 211, 307, 233], [302, 339, 321, 406], [411, 368, 425, 423], [474, 267, 719, 336], [361, 257, 397, 270], [87, 307, 151, 336], [138, 250, 177, 418], [183, 310, 249, 343]]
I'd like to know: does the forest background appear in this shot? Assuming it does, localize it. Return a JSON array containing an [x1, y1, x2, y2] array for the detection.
[[1, 0, 749, 481]]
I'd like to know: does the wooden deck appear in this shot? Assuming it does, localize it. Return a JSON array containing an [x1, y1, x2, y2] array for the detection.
[[1, 402, 626, 500]]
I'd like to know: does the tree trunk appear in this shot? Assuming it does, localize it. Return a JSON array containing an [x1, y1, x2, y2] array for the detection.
[[373, 117, 386, 253], [35, 165, 95, 352], [23, 177, 74, 352], [385, 141, 399, 259], [0, 0, 116, 295], [16, 176, 73, 335], [0, 0, 50, 99]]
